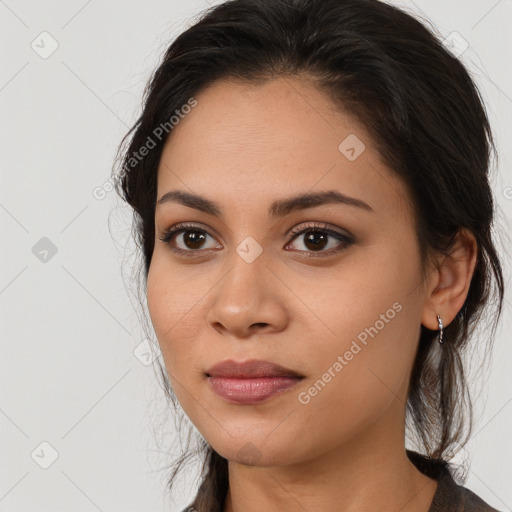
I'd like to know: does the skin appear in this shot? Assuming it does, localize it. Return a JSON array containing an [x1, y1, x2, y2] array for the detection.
[[146, 76, 477, 512]]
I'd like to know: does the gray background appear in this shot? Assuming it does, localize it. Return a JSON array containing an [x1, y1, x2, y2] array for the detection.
[[1, 0, 511, 511]]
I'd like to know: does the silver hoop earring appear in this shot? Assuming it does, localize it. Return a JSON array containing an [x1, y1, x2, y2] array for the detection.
[[436, 314, 444, 344]]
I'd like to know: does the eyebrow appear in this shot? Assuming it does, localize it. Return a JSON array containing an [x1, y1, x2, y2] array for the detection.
[[156, 189, 374, 217]]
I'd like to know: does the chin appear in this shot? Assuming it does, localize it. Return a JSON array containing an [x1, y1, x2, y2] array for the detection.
[[207, 433, 304, 468]]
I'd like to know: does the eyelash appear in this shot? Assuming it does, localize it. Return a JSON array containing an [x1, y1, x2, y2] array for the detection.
[[157, 221, 354, 258]]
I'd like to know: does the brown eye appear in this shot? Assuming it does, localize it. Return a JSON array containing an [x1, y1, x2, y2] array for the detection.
[[286, 223, 354, 256], [179, 230, 208, 250], [286, 229, 351, 252], [158, 223, 220, 253], [302, 231, 329, 251]]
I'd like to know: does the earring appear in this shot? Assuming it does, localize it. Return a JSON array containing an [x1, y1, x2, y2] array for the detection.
[[436, 314, 444, 344]]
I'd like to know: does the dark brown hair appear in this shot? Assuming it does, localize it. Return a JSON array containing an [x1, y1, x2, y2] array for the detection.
[[112, 0, 505, 510]]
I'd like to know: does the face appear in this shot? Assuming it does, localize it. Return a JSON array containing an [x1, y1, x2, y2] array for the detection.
[[147, 76, 430, 467]]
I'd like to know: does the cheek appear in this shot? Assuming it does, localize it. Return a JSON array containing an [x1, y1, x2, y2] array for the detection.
[[146, 258, 207, 377], [295, 259, 420, 414], [146, 261, 170, 342], [292, 301, 419, 451], [147, 256, 193, 335]]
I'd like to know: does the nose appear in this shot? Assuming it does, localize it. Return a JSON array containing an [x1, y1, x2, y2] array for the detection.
[[205, 250, 289, 339]]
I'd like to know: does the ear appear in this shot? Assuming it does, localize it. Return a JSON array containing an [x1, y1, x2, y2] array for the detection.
[[421, 228, 478, 331]]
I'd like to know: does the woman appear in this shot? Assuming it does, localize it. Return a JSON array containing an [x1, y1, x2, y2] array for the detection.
[[113, 0, 505, 510]]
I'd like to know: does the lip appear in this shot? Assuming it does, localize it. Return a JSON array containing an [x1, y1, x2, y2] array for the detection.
[[208, 376, 303, 404], [205, 359, 303, 378], [205, 359, 304, 405]]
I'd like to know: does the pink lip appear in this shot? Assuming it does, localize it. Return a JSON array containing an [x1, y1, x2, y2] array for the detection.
[[205, 359, 304, 404], [208, 376, 303, 404]]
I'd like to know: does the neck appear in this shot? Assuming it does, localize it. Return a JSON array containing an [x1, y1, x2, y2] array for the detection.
[[223, 404, 437, 512]]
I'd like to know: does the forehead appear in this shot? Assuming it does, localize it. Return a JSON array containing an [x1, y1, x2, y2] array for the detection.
[[155, 77, 411, 221]]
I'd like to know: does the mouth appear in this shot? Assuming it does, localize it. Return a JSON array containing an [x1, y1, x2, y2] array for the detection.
[[205, 359, 304, 404]]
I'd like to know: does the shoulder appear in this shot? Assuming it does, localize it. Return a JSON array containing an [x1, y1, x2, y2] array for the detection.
[[458, 484, 502, 512], [430, 469, 502, 512], [407, 449, 502, 512]]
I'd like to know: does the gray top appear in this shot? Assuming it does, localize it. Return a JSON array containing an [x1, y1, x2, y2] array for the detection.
[[408, 450, 502, 512]]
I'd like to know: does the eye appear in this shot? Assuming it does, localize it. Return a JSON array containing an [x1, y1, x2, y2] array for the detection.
[[285, 222, 353, 256], [158, 222, 221, 254], [158, 221, 353, 257]]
